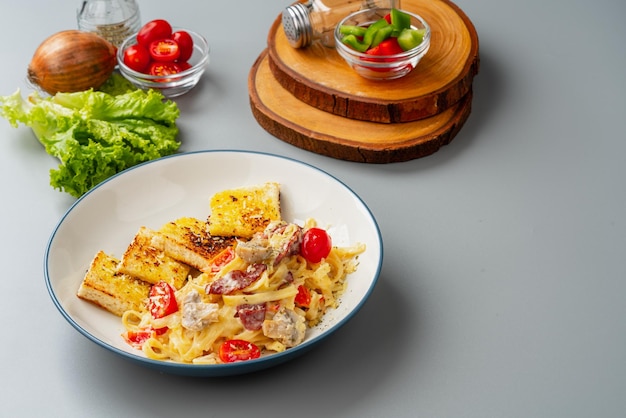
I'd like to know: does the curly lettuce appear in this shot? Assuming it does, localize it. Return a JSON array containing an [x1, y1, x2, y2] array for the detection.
[[0, 74, 180, 197]]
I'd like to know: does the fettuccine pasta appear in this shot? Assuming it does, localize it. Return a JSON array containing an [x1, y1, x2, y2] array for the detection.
[[122, 218, 365, 364]]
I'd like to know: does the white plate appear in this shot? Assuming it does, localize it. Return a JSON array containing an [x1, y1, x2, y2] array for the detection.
[[45, 150, 383, 376]]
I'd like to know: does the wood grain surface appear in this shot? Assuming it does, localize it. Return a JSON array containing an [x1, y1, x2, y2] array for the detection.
[[249, 51, 473, 163], [267, 0, 479, 123]]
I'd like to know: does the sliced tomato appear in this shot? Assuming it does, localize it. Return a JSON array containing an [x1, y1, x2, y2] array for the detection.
[[219, 339, 261, 363], [124, 330, 151, 348], [153, 326, 168, 335], [137, 19, 173, 47], [177, 61, 192, 72], [123, 326, 167, 348], [122, 44, 151, 72], [295, 284, 312, 308], [209, 247, 235, 273], [300, 227, 332, 263], [171, 30, 194, 62], [148, 62, 183, 80], [149, 38, 180, 62], [148, 281, 178, 319]]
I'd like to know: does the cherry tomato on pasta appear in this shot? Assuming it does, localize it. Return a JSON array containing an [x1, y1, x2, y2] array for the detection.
[[300, 227, 332, 263], [219, 339, 261, 363], [148, 281, 178, 319], [124, 330, 151, 348], [209, 247, 235, 273], [295, 284, 312, 307], [149, 38, 180, 62], [137, 19, 172, 47], [171, 30, 194, 62]]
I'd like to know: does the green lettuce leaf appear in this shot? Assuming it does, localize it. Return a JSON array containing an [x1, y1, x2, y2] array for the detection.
[[0, 74, 180, 197]]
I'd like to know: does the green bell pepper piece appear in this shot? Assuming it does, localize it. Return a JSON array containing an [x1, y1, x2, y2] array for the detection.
[[397, 28, 426, 51], [339, 25, 367, 37], [363, 18, 390, 48], [390, 8, 412, 31], [371, 25, 394, 48], [341, 34, 369, 52]]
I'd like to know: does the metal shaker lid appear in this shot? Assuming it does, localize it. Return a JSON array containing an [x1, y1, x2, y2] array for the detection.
[[282, 2, 313, 48]]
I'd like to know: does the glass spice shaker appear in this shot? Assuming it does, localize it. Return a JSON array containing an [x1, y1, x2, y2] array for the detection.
[[282, 0, 400, 48], [77, 0, 142, 47]]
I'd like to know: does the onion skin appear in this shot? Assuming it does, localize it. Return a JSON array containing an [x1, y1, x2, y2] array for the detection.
[[27, 30, 117, 95]]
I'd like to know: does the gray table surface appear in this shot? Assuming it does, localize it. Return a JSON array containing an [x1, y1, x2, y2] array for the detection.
[[1, 0, 625, 417]]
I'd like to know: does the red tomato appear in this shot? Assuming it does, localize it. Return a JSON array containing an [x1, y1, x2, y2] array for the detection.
[[149, 61, 182, 78], [148, 281, 178, 318], [137, 19, 173, 47], [122, 44, 151, 73], [177, 61, 192, 72], [295, 285, 312, 307], [171, 30, 194, 62], [219, 339, 261, 363], [153, 327, 168, 335], [210, 247, 235, 272], [366, 37, 404, 56], [149, 38, 180, 62], [300, 227, 332, 263], [123, 326, 167, 348], [124, 330, 151, 348]]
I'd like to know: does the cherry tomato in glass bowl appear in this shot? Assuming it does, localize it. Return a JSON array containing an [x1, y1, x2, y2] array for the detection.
[[300, 227, 332, 263], [137, 19, 172, 47], [148, 281, 178, 319], [122, 44, 151, 73], [149, 61, 183, 77], [149, 38, 180, 62], [171, 30, 194, 62], [219, 339, 261, 363]]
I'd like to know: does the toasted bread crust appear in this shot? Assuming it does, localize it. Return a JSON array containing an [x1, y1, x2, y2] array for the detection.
[[117, 226, 190, 289], [208, 182, 281, 238], [77, 251, 150, 316], [152, 217, 236, 273]]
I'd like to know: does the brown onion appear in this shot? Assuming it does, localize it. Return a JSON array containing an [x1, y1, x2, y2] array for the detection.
[[27, 30, 117, 95]]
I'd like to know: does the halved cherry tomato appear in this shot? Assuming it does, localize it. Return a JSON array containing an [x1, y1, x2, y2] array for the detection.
[[177, 61, 192, 72], [137, 19, 173, 47], [300, 227, 332, 263], [219, 339, 261, 363], [209, 247, 235, 273], [171, 30, 194, 62], [148, 281, 178, 319], [153, 327, 168, 335], [123, 44, 151, 72], [149, 38, 180, 62], [123, 326, 167, 348], [295, 284, 312, 307], [149, 61, 182, 78], [124, 330, 152, 348]]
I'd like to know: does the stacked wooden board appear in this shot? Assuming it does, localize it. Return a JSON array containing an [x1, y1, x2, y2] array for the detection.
[[248, 0, 479, 163]]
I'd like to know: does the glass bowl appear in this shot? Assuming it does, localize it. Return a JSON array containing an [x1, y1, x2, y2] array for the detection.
[[117, 28, 209, 98], [334, 8, 430, 81]]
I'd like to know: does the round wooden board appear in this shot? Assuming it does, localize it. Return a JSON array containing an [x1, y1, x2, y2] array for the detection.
[[249, 50, 472, 163], [268, 0, 479, 123]]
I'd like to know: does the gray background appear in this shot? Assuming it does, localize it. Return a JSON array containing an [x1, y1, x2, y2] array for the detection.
[[1, 0, 624, 417]]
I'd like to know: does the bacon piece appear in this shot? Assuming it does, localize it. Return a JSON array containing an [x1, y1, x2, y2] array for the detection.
[[236, 303, 267, 331], [207, 263, 267, 295], [273, 224, 303, 266]]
